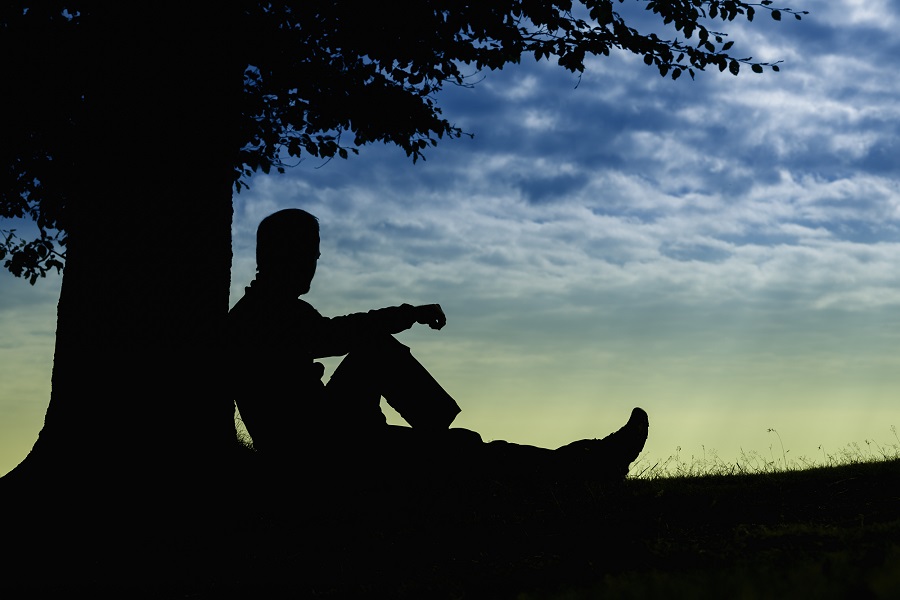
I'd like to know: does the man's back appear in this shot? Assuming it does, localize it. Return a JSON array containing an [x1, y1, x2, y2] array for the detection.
[[228, 280, 329, 454]]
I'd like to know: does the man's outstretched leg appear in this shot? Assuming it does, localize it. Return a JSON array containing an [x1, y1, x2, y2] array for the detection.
[[326, 338, 648, 483], [553, 407, 649, 481], [474, 408, 649, 484]]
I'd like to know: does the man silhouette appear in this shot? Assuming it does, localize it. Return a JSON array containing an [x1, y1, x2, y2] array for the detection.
[[228, 208, 649, 482]]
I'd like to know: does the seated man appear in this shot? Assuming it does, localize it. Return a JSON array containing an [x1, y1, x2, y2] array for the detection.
[[228, 208, 649, 483]]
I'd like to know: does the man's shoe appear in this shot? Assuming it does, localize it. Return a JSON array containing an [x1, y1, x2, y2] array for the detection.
[[554, 407, 650, 481]]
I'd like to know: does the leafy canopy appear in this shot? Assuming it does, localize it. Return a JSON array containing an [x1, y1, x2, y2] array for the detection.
[[1, 1, 805, 283]]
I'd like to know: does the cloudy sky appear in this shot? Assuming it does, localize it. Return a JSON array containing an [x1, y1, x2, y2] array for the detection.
[[3, 1, 900, 476]]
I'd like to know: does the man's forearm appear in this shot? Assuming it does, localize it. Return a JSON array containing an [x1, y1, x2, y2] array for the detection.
[[307, 304, 418, 358]]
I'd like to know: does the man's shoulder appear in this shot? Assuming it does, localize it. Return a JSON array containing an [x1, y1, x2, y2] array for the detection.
[[228, 289, 321, 322]]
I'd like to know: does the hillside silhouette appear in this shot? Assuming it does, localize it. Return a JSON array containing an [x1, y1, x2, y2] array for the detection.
[[3, 450, 898, 599]]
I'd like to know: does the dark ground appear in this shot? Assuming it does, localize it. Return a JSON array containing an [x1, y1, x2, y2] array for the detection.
[[3, 455, 899, 599]]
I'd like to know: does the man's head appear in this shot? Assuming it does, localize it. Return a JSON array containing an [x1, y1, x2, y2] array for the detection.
[[256, 208, 320, 295]]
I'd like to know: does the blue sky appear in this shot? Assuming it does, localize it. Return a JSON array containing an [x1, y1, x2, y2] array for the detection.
[[3, 1, 900, 475]]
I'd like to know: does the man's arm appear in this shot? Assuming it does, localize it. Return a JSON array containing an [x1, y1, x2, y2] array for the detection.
[[304, 302, 447, 358]]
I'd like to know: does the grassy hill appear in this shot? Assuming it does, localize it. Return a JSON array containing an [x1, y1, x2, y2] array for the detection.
[[3, 451, 899, 599]]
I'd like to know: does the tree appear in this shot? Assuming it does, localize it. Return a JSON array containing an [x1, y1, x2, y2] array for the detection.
[[1, 1, 805, 487]]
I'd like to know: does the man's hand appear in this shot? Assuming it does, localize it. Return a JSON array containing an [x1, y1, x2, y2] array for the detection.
[[415, 304, 446, 330]]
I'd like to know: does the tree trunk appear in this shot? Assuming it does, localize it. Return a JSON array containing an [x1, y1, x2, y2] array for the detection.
[[3, 7, 243, 490]]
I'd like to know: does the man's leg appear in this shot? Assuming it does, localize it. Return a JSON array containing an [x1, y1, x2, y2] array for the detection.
[[475, 408, 650, 484], [552, 407, 650, 481], [324, 337, 647, 483], [325, 334, 461, 433]]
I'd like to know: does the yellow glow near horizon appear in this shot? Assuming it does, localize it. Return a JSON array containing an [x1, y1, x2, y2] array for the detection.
[[3, 341, 898, 477]]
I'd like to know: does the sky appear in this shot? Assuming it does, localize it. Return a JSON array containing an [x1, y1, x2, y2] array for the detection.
[[3, 1, 900, 476]]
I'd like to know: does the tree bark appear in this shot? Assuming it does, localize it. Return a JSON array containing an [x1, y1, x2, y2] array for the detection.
[[3, 6, 243, 491]]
